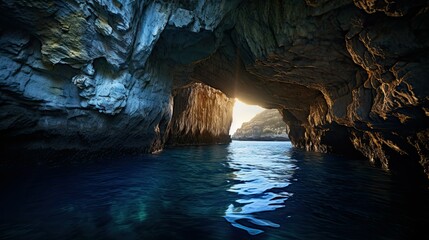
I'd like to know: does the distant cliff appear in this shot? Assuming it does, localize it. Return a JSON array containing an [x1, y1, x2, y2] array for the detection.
[[232, 109, 289, 141]]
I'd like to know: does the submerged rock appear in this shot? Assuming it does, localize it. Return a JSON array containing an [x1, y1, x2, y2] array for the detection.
[[0, 1, 428, 179]]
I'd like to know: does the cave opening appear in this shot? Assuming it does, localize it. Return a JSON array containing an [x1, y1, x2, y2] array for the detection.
[[230, 98, 265, 135], [230, 98, 290, 141]]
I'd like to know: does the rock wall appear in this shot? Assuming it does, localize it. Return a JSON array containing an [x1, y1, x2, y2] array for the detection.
[[187, 0, 429, 179], [0, 28, 173, 154], [167, 83, 233, 145], [0, 0, 239, 154], [0, 1, 428, 179]]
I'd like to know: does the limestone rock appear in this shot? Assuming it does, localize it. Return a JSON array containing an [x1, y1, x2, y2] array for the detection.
[[353, 0, 427, 16], [167, 83, 233, 145], [72, 74, 96, 98], [0, 29, 172, 153], [168, 8, 194, 28], [232, 109, 289, 141], [95, 18, 113, 37]]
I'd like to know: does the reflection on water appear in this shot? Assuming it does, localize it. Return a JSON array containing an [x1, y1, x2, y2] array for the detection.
[[0, 141, 428, 240], [224, 141, 296, 235]]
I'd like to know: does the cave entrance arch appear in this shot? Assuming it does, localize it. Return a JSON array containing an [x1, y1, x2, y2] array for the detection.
[[230, 99, 290, 141], [166, 82, 290, 145], [230, 99, 265, 136]]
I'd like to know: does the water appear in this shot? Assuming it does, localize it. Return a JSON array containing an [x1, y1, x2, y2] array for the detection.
[[0, 141, 428, 240]]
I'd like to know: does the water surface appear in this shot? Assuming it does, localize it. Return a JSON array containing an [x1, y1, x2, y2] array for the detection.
[[0, 141, 427, 239]]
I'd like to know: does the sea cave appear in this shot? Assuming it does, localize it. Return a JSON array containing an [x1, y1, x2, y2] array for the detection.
[[0, 1, 428, 239]]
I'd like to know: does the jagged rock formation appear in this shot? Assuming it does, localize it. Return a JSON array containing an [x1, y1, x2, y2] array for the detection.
[[0, 0, 238, 154], [0, 1, 428, 179], [232, 109, 289, 141], [167, 83, 233, 145]]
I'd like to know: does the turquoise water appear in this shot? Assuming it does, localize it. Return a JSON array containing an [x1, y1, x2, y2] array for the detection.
[[0, 141, 427, 239]]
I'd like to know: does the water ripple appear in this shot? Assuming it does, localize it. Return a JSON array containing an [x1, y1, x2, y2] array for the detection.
[[1, 141, 426, 240], [224, 141, 297, 235]]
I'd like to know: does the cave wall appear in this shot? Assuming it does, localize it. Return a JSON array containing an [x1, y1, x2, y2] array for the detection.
[[167, 82, 233, 145], [187, 0, 429, 178], [0, 0, 239, 153], [0, 1, 428, 178], [0, 28, 173, 153]]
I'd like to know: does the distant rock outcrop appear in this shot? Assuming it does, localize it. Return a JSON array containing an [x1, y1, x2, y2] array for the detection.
[[232, 109, 289, 141]]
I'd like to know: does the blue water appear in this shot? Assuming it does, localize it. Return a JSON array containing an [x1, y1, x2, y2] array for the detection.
[[0, 141, 428, 240]]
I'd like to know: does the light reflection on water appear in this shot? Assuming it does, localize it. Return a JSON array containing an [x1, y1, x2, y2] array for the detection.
[[0, 141, 428, 240], [224, 141, 296, 235]]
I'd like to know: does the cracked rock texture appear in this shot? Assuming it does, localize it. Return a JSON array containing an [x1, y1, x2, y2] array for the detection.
[[0, 0, 428, 179], [167, 83, 233, 145]]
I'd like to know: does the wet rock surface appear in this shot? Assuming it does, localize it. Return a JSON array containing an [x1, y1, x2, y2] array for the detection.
[[0, 1, 428, 179]]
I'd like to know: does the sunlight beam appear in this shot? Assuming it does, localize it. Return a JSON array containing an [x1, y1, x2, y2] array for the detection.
[[230, 99, 265, 135]]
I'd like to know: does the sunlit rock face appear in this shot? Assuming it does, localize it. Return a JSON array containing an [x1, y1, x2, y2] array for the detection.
[[232, 109, 289, 141], [167, 83, 233, 145], [0, 1, 428, 178]]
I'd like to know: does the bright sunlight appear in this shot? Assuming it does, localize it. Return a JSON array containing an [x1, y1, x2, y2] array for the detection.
[[230, 99, 265, 135]]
